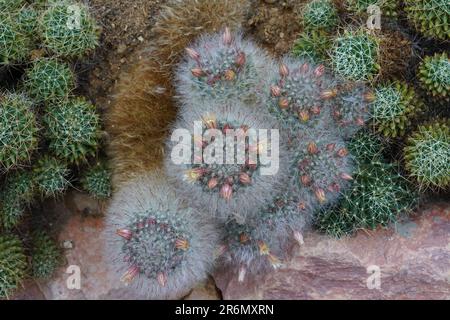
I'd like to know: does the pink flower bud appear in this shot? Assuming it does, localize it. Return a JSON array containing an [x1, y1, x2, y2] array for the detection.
[[239, 233, 249, 244], [191, 68, 204, 77], [315, 188, 326, 203], [185, 47, 200, 60], [235, 52, 246, 66], [258, 241, 270, 255], [311, 105, 321, 115], [175, 238, 189, 250], [298, 201, 306, 210], [270, 85, 282, 97], [301, 175, 311, 186], [293, 231, 304, 246], [279, 63, 289, 77], [301, 63, 309, 73], [355, 117, 365, 126], [307, 142, 318, 155], [314, 64, 325, 77], [120, 265, 139, 285], [320, 89, 338, 99], [224, 69, 236, 81], [239, 173, 251, 185], [116, 228, 132, 240], [157, 272, 167, 287], [363, 91, 376, 103], [238, 265, 247, 282], [298, 110, 310, 122], [278, 97, 289, 109], [208, 178, 218, 189], [340, 173, 353, 181], [326, 143, 336, 152], [336, 148, 348, 157], [220, 184, 232, 200], [223, 27, 232, 45]]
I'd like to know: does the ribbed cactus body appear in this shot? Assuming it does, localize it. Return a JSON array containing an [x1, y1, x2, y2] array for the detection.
[[302, 0, 338, 31], [33, 156, 70, 198], [0, 235, 27, 299], [31, 231, 61, 279], [347, 130, 384, 163], [81, 162, 112, 199], [418, 52, 450, 100], [0, 14, 32, 64]]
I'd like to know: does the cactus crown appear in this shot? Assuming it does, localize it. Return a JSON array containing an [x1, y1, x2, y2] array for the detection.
[[418, 52, 450, 98], [31, 231, 62, 279], [81, 162, 112, 199], [302, 0, 338, 31], [331, 30, 379, 81], [43, 97, 100, 164], [348, 130, 385, 163], [39, 1, 99, 57], [404, 121, 450, 189], [0, 14, 32, 64], [371, 81, 423, 138], [0, 93, 38, 170], [33, 155, 70, 198], [0, 234, 27, 299], [25, 58, 75, 103]]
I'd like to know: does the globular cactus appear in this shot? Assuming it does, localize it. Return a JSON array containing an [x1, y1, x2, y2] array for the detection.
[[346, 0, 398, 19], [25, 58, 75, 103], [302, 0, 338, 31], [316, 160, 418, 237], [33, 155, 70, 198], [0, 234, 27, 299], [0, 170, 35, 229], [176, 28, 273, 106], [331, 82, 373, 139], [292, 30, 332, 63], [0, 92, 38, 171], [0, 0, 26, 11], [43, 97, 101, 164], [0, 14, 32, 64], [39, 0, 99, 57], [31, 231, 62, 279], [80, 161, 112, 200], [404, 120, 450, 190], [404, 0, 450, 41], [418, 52, 450, 100], [331, 30, 379, 82], [266, 57, 336, 132], [291, 133, 355, 209], [220, 193, 310, 282], [165, 100, 289, 222], [370, 81, 423, 138], [104, 172, 218, 299], [17, 5, 39, 36], [347, 129, 385, 163]]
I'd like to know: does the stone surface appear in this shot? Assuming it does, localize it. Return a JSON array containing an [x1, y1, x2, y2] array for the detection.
[[214, 202, 450, 300]]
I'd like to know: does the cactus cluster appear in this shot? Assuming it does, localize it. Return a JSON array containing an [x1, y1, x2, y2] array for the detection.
[[80, 162, 112, 200], [31, 231, 62, 279], [404, 121, 450, 190], [302, 0, 338, 31], [370, 81, 423, 138], [0, 235, 27, 299], [418, 52, 450, 100], [33, 155, 70, 198]]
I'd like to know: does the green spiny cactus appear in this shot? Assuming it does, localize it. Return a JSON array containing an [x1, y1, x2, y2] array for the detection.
[[418, 52, 450, 100], [316, 160, 418, 237], [348, 129, 385, 163], [404, 120, 450, 190], [0, 14, 32, 64], [371, 81, 423, 138], [331, 30, 379, 81], [25, 58, 75, 103], [404, 0, 450, 41], [39, 0, 100, 57], [346, 0, 398, 18], [0, 234, 27, 299], [31, 231, 62, 279], [33, 155, 70, 198], [0, 0, 25, 11], [81, 161, 112, 200], [0, 92, 38, 170], [43, 97, 100, 164], [302, 0, 338, 31], [17, 6, 39, 36], [292, 30, 332, 63], [0, 170, 36, 229]]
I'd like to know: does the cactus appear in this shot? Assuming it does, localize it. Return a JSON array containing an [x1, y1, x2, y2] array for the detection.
[[331, 30, 379, 82], [418, 52, 450, 99], [0, 93, 38, 171], [404, 120, 450, 190], [316, 160, 418, 237], [81, 161, 112, 200], [31, 231, 62, 279], [176, 28, 273, 106], [266, 57, 336, 132], [33, 155, 70, 198], [25, 58, 75, 103], [165, 100, 289, 222], [0, 0, 26, 11], [348, 129, 385, 163], [404, 0, 450, 41], [0, 170, 35, 229], [0, 234, 27, 299], [0, 14, 32, 64], [292, 30, 332, 63], [302, 0, 338, 31], [104, 173, 218, 299], [43, 97, 100, 164], [17, 5, 39, 36], [291, 133, 355, 208], [371, 81, 423, 138], [346, 0, 398, 18], [39, 0, 99, 57]]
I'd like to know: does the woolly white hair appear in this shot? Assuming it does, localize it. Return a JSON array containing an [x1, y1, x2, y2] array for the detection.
[[103, 171, 218, 299], [175, 29, 274, 109], [165, 99, 290, 223]]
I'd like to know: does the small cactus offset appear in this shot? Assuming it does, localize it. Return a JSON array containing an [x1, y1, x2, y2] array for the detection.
[[291, 133, 355, 208], [165, 100, 288, 222], [418, 52, 450, 100], [347, 130, 385, 163], [404, 0, 450, 41], [316, 160, 418, 237], [404, 120, 450, 190], [292, 30, 332, 63], [31, 231, 62, 279], [0, 234, 27, 299], [33, 155, 70, 198], [176, 28, 273, 106], [370, 81, 423, 138], [39, 0, 100, 57], [0, 92, 38, 171], [43, 97, 101, 164], [302, 0, 338, 31], [104, 173, 218, 299], [25, 58, 75, 103], [331, 30, 379, 82], [0, 170, 36, 229], [80, 161, 112, 200], [0, 14, 32, 64]]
